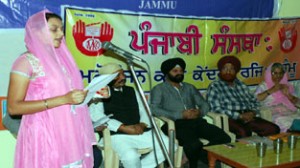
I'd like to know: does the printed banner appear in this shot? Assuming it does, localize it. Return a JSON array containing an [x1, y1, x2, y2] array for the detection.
[[65, 7, 300, 91]]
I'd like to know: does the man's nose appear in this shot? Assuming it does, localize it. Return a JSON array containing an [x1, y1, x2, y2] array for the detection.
[[119, 73, 126, 79], [177, 71, 184, 75]]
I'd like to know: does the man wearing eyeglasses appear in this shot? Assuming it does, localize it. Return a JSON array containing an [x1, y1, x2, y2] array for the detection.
[[207, 56, 280, 138]]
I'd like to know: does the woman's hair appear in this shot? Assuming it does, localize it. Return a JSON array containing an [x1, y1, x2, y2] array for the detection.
[[45, 13, 62, 21], [271, 62, 285, 73]]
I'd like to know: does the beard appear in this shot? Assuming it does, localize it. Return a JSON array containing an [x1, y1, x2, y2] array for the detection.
[[219, 73, 236, 83], [167, 73, 184, 83], [109, 78, 126, 88]]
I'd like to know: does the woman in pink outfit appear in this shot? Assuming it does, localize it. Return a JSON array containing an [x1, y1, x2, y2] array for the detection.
[[255, 63, 300, 132], [7, 10, 96, 168]]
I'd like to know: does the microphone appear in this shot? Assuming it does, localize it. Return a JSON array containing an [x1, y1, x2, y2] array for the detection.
[[102, 41, 146, 63]]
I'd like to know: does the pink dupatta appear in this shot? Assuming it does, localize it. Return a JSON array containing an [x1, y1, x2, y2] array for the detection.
[[14, 10, 96, 168], [264, 63, 296, 111]]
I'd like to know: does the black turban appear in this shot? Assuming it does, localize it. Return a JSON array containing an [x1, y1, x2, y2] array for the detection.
[[161, 58, 186, 75], [217, 56, 241, 72]]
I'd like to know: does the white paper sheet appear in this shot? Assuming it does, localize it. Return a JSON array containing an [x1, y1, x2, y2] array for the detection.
[[76, 73, 118, 107]]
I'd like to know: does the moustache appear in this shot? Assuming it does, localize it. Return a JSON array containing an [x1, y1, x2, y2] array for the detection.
[[118, 79, 126, 83]]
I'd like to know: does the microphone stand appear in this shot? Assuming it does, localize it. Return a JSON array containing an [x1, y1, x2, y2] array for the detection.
[[126, 59, 174, 168]]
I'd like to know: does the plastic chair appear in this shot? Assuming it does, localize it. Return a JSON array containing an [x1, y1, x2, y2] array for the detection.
[[160, 112, 236, 144], [158, 113, 235, 168], [97, 117, 183, 168], [205, 112, 236, 142]]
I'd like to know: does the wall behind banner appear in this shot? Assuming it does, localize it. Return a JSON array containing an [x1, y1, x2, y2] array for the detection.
[[278, 0, 300, 18], [0, 0, 275, 28], [1, 1, 300, 168]]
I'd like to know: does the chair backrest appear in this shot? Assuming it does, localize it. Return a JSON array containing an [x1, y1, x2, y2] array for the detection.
[[203, 115, 213, 124]]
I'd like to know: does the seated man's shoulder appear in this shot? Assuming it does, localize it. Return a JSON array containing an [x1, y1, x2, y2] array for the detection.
[[182, 82, 193, 86], [208, 80, 222, 88], [152, 82, 166, 90], [123, 85, 134, 89], [235, 80, 248, 88], [181, 82, 198, 90], [123, 86, 137, 94]]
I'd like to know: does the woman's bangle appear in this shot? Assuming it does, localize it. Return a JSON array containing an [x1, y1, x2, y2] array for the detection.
[[44, 99, 49, 109]]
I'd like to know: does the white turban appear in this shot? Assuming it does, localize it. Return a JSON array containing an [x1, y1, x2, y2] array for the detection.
[[98, 63, 122, 75]]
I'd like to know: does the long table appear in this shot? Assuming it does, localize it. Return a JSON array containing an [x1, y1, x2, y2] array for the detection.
[[204, 141, 300, 168]]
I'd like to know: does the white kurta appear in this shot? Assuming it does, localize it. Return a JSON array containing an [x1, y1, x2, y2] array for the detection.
[[89, 90, 170, 168]]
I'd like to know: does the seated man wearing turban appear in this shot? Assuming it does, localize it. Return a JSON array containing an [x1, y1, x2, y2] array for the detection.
[[150, 58, 231, 168], [207, 55, 280, 138], [89, 63, 169, 168]]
